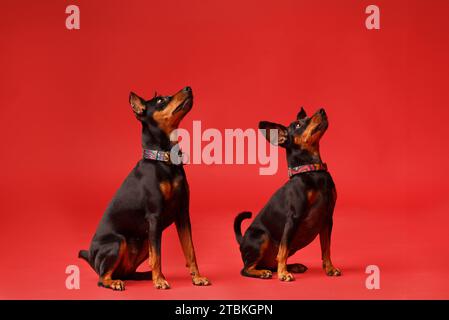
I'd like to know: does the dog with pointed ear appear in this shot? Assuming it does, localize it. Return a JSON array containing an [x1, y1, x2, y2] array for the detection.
[[129, 92, 146, 116], [259, 107, 307, 148], [78, 86, 209, 291], [129, 90, 157, 116], [258, 121, 288, 146], [296, 106, 307, 120], [235, 105, 340, 282], [259, 107, 308, 147]]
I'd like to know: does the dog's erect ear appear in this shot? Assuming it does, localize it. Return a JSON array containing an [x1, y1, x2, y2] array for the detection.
[[129, 92, 146, 115], [297, 107, 307, 120], [259, 121, 288, 147]]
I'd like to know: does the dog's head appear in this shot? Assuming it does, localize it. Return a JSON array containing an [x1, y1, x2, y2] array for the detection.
[[259, 107, 328, 155], [129, 86, 193, 136]]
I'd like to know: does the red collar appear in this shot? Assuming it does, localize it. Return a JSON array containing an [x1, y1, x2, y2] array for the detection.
[[288, 163, 327, 178]]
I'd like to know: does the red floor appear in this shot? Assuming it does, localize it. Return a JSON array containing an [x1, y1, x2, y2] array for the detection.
[[2, 206, 448, 300]]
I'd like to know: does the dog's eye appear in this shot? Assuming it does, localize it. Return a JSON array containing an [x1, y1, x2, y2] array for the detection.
[[296, 119, 307, 128], [156, 98, 163, 104]]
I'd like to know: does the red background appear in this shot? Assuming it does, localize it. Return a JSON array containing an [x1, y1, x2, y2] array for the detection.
[[1, 0, 449, 299]]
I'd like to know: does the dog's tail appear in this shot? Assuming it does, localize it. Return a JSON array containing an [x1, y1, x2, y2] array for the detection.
[[234, 211, 252, 245], [78, 249, 89, 262]]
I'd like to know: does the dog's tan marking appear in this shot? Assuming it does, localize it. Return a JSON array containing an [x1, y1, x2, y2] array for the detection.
[[159, 181, 173, 201], [320, 224, 341, 277], [277, 243, 294, 281], [242, 235, 272, 279], [307, 190, 318, 204], [172, 177, 183, 190], [276, 243, 289, 271], [293, 113, 325, 156], [152, 89, 190, 136], [149, 244, 170, 289], [176, 221, 210, 286], [152, 110, 178, 136], [97, 240, 127, 290], [99, 272, 125, 291], [159, 178, 184, 201]]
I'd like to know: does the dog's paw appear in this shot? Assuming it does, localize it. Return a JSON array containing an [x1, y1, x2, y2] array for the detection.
[[153, 278, 171, 290], [288, 263, 308, 273], [324, 266, 342, 277], [192, 276, 211, 286], [260, 270, 273, 279], [278, 272, 295, 282], [110, 280, 125, 291]]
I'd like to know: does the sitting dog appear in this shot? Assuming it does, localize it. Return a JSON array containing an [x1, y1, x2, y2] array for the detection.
[[234, 107, 341, 281], [79, 86, 210, 290]]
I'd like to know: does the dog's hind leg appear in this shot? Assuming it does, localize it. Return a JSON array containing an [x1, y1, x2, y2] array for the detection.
[[240, 231, 273, 279], [123, 271, 152, 281], [287, 263, 308, 273], [96, 237, 127, 291]]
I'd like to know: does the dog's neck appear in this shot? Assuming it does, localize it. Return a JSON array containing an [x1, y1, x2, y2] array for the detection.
[[141, 124, 177, 151], [286, 146, 323, 167]]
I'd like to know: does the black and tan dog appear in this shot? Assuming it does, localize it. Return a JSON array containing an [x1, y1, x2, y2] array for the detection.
[[234, 107, 341, 281], [79, 86, 210, 290]]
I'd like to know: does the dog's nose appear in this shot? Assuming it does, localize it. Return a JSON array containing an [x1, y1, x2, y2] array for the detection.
[[183, 86, 192, 93], [319, 108, 326, 115]]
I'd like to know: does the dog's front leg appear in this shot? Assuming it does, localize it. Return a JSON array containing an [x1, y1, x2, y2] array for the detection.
[[320, 219, 341, 276], [148, 214, 170, 289], [175, 214, 210, 286], [276, 216, 298, 282]]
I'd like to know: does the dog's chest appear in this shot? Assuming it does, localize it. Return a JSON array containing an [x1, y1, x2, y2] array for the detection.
[[159, 175, 188, 204], [290, 190, 331, 250]]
